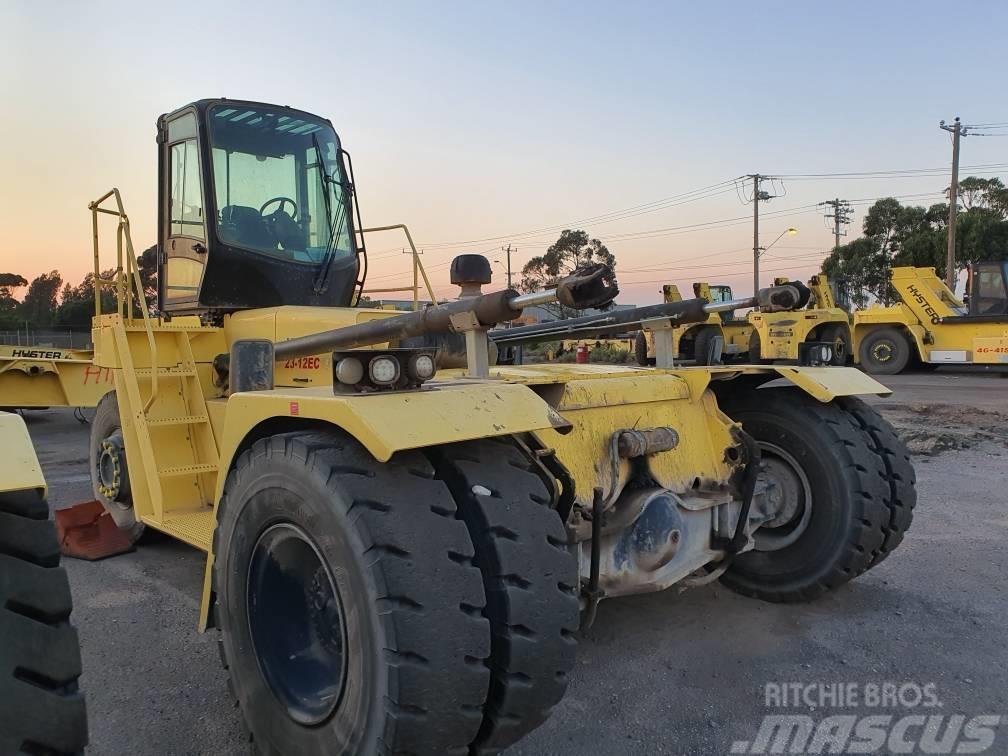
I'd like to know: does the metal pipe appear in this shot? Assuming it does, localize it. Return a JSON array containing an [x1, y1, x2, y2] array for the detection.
[[490, 285, 799, 348], [274, 288, 523, 360], [508, 288, 559, 309]]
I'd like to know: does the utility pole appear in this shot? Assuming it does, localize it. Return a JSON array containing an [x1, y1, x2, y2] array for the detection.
[[745, 175, 777, 294], [819, 198, 853, 252], [502, 244, 513, 290], [940, 117, 968, 289]]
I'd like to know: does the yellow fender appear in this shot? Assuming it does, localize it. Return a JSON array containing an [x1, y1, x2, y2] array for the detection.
[[211, 381, 572, 504]]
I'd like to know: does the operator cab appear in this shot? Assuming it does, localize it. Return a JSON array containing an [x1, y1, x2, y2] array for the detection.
[[702, 284, 734, 324], [968, 262, 1008, 316], [157, 99, 363, 315]]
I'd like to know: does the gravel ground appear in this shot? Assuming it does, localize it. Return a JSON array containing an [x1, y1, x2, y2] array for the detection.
[[22, 370, 1008, 755]]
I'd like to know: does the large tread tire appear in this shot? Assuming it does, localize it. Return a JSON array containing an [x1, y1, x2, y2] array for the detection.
[[0, 488, 88, 755], [693, 326, 722, 366], [747, 330, 768, 364], [213, 431, 491, 756], [89, 392, 144, 541], [428, 438, 579, 755], [633, 331, 652, 366], [859, 327, 911, 375], [837, 397, 916, 567], [819, 323, 851, 366], [716, 388, 910, 602]]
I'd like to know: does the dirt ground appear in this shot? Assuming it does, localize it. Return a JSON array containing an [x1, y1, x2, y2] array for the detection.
[[20, 368, 1008, 755]]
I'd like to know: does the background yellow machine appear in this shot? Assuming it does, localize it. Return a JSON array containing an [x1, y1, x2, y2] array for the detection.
[[634, 274, 850, 366], [854, 264, 1008, 374], [747, 273, 851, 366], [0, 413, 88, 754], [633, 282, 753, 365], [0, 345, 111, 410], [86, 98, 915, 755]]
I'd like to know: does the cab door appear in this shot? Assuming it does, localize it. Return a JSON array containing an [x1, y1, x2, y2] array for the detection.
[[160, 110, 208, 311]]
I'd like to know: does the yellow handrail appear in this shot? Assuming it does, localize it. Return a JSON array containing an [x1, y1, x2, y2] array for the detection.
[[89, 189, 160, 410], [358, 224, 437, 310]]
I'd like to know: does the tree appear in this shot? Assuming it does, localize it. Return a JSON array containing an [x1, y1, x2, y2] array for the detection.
[[519, 229, 616, 318], [137, 245, 158, 305], [0, 274, 27, 330], [18, 271, 63, 328], [823, 176, 1008, 306], [54, 271, 117, 328]]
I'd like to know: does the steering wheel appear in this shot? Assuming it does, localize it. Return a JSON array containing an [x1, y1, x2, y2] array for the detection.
[[259, 196, 298, 220]]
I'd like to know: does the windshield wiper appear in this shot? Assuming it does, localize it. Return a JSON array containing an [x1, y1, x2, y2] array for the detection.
[[311, 135, 350, 295]]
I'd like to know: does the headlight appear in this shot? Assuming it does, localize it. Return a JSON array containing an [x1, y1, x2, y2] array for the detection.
[[335, 357, 363, 385], [409, 353, 436, 381], [369, 356, 400, 385]]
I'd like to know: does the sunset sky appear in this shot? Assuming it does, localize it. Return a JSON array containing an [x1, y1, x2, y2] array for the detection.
[[2, 1, 1006, 304]]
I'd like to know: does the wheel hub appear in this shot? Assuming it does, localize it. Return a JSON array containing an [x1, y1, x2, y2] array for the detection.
[[753, 442, 813, 551], [96, 431, 127, 501], [871, 341, 893, 362], [247, 523, 347, 725]]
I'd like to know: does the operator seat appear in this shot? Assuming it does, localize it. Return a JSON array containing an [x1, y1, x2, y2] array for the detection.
[[219, 205, 274, 250]]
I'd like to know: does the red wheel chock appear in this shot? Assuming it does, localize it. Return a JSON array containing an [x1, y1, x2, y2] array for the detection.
[[55, 500, 135, 560]]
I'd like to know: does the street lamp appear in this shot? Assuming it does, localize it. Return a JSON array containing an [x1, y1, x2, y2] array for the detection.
[[761, 227, 799, 256], [754, 227, 797, 292], [492, 259, 511, 288]]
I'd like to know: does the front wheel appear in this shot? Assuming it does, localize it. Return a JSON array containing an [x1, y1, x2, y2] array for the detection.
[[213, 431, 491, 756], [716, 388, 915, 602], [89, 392, 144, 542], [859, 327, 911, 375]]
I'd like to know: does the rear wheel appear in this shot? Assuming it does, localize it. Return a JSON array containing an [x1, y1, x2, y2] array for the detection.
[[89, 392, 144, 542], [214, 431, 491, 756], [428, 438, 579, 755], [859, 327, 911, 375], [634, 331, 653, 366], [716, 388, 912, 602], [693, 326, 722, 365], [0, 487, 88, 755], [819, 323, 850, 366], [747, 330, 768, 364]]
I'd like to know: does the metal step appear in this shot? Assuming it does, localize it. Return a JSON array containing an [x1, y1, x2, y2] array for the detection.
[[157, 509, 215, 551], [133, 365, 197, 377], [159, 463, 217, 478], [146, 414, 210, 427]]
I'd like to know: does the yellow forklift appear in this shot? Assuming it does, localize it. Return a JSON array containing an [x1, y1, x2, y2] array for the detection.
[[854, 264, 1008, 374], [748, 273, 852, 366], [84, 98, 914, 755], [633, 282, 753, 365]]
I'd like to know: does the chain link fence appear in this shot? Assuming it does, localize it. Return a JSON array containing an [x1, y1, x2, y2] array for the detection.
[[0, 328, 92, 349]]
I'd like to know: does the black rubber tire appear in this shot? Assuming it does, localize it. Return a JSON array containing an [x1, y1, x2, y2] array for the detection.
[[427, 438, 578, 755], [213, 431, 490, 756], [0, 488, 88, 755], [859, 327, 911, 375], [716, 388, 909, 602], [89, 392, 144, 541], [633, 331, 652, 366], [819, 323, 851, 366], [747, 329, 767, 364], [837, 397, 916, 567], [693, 325, 722, 366]]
